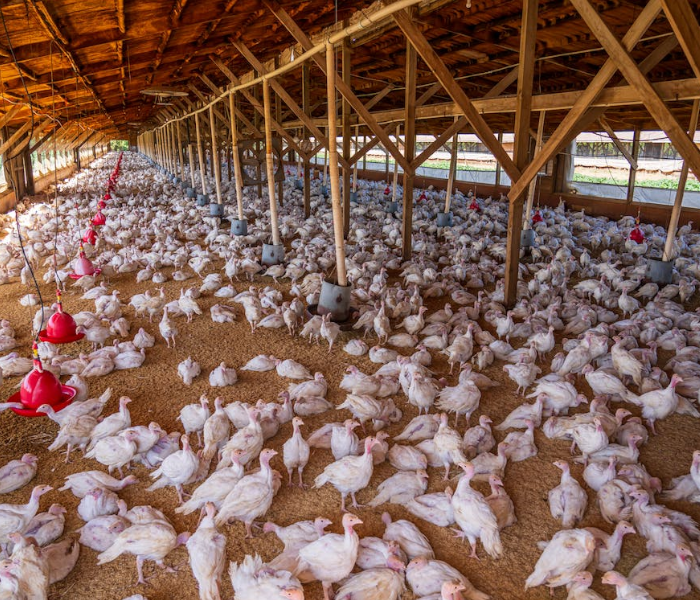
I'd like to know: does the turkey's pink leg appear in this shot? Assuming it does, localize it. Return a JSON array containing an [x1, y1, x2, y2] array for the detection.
[[443, 465, 451, 481], [469, 543, 480, 561], [340, 493, 347, 513], [245, 521, 254, 538], [322, 582, 335, 600], [297, 468, 307, 489], [136, 556, 147, 584], [350, 492, 364, 509], [287, 469, 294, 488]]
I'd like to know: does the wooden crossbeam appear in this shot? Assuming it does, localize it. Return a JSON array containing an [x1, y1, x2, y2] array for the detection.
[[348, 122, 399, 166], [12, 118, 55, 155], [0, 119, 38, 157], [416, 82, 443, 107], [364, 84, 395, 110], [506, 0, 661, 203], [571, 0, 700, 182], [598, 117, 638, 170], [263, 0, 412, 174], [483, 66, 519, 99], [0, 105, 22, 130], [392, 10, 519, 183], [411, 116, 467, 170], [231, 40, 333, 161], [223, 72, 307, 160]]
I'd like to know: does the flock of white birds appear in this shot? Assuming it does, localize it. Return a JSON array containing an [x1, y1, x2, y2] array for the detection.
[[0, 150, 699, 600]]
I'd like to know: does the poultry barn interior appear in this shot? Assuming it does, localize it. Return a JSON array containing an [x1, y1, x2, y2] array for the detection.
[[2, 0, 700, 599]]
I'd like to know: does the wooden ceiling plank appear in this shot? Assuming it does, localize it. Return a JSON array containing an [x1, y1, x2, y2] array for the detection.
[[483, 66, 519, 98]]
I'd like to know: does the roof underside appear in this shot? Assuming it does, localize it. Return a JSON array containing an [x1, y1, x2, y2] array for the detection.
[[0, 0, 698, 138]]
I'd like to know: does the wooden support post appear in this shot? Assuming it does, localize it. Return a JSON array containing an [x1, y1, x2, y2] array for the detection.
[[353, 125, 359, 192], [176, 122, 183, 179], [392, 125, 401, 203], [275, 59, 284, 208], [209, 105, 223, 204], [524, 111, 546, 227], [445, 117, 459, 213], [626, 127, 641, 204], [326, 41, 348, 286], [505, 0, 538, 308], [194, 112, 208, 196], [663, 98, 700, 261], [342, 37, 352, 237], [229, 92, 245, 220], [263, 80, 281, 245], [362, 133, 367, 172], [323, 127, 329, 185], [302, 62, 311, 218], [402, 33, 417, 262]]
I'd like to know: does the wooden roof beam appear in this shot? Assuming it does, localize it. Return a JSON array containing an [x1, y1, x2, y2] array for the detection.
[[392, 10, 519, 182]]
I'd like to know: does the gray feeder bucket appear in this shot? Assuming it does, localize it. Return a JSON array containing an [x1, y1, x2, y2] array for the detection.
[[320, 185, 329, 197], [385, 201, 399, 213], [171, 175, 178, 184], [174, 177, 181, 185], [350, 191, 358, 203], [180, 181, 189, 190], [262, 243, 285, 266], [294, 179, 304, 191], [231, 219, 248, 236], [318, 279, 352, 321], [186, 187, 196, 198], [521, 229, 536, 248], [646, 258, 674, 284], [436, 211, 453, 227], [210, 203, 224, 217], [196, 194, 209, 206]]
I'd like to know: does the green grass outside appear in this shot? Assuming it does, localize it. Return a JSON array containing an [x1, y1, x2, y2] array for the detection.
[[357, 155, 699, 191]]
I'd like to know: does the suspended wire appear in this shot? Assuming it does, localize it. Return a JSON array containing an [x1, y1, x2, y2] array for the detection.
[[0, 3, 45, 340]]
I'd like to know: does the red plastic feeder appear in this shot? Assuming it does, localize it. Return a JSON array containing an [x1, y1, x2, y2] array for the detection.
[[82, 227, 97, 245], [97, 200, 107, 210], [9, 347, 76, 418], [629, 226, 644, 244], [384, 186, 391, 196], [469, 199, 481, 212], [532, 210, 544, 224], [104, 192, 111, 201], [69, 248, 101, 280], [92, 211, 106, 227], [39, 293, 85, 344], [419, 191, 427, 202]]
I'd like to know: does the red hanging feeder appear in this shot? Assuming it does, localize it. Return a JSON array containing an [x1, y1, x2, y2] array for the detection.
[[8, 344, 76, 418], [82, 227, 98, 245], [384, 185, 391, 196], [532, 209, 544, 224], [92, 211, 106, 227], [104, 192, 111, 201], [69, 246, 101, 280], [418, 191, 427, 202], [629, 226, 644, 244], [97, 200, 106, 210], [469, 199, 481, 212], [39, 291, 85, 344]]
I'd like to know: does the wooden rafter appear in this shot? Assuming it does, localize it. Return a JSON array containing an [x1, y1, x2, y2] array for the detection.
[[411, 116, 467, 170]]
